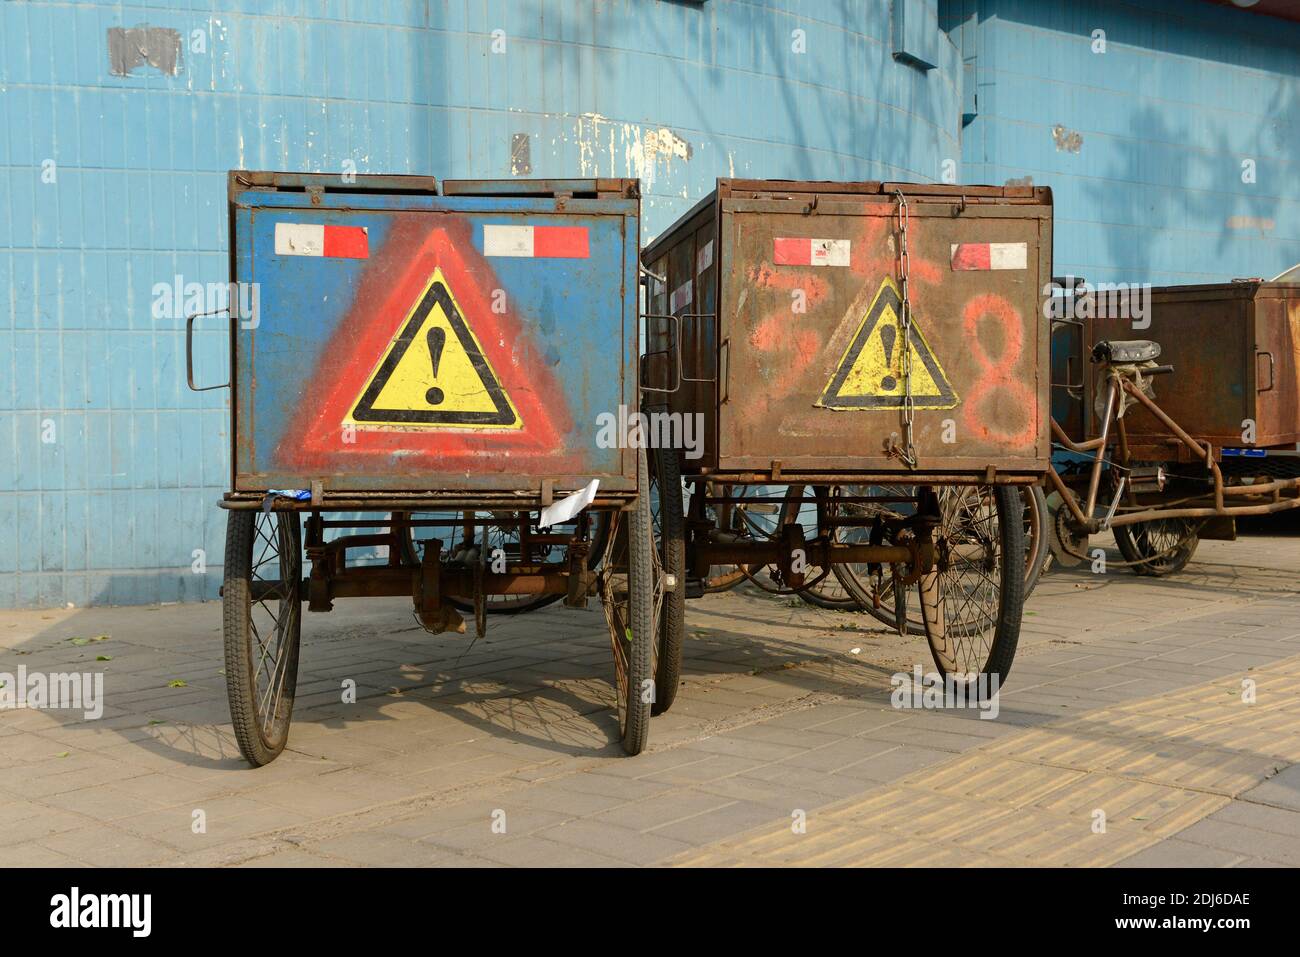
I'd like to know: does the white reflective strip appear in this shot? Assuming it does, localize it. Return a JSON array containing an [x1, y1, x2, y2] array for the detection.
[[275, 223, 326, 257], [483, 224, 535, 257], [989, 242, 1028, 269], [697, 239, 714, 274], [671, 280, 693, 312], [811, 238, 850, 267]]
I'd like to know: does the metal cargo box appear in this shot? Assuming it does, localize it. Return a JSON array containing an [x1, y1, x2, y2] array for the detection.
[[640, 179, 1053, 482], [1087, 282, 1300, 460], [222, 172, 641, 499]]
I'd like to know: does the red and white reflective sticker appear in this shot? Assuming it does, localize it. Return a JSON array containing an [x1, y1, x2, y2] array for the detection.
[[950, 242, 1027, 271], [774, 237, 850, 267], [670, 280, 693, 312], [697, 239, 714, 274], [274, 223, 369, 259], [483, 224, 590, 258]]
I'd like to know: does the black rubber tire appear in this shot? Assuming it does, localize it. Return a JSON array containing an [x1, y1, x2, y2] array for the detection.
[[223, 509, 302, 767], [650, 446, 685, 716], [602, 448, 655, 755], [1113, 519, 1200, 577], [920, 485, 1024, 696], [1022, 484, 1050, 596], [834, 484, 1041, 633]]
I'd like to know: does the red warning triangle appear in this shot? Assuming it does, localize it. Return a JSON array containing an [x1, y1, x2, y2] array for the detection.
[[282, 217, 573, 472]]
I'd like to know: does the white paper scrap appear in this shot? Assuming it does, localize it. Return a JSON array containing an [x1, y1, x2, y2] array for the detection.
[[539, 479, 600, 529]]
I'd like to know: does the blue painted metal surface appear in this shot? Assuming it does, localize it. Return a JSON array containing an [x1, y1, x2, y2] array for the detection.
[[229, 178, 638, 492]]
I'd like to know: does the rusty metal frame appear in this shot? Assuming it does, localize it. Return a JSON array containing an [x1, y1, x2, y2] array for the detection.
[[292, 509, 601, 614], [684, 480, 944, 593], [1050, 373, 1300, 532]]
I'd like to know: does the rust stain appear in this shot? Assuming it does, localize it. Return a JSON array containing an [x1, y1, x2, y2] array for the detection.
[[747, 261, 830, 306]]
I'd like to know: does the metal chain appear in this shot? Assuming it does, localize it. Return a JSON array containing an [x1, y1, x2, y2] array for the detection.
[[894, 189, 918, 469]]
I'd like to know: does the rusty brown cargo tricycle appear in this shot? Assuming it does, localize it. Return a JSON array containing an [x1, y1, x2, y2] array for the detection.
[[191, 172, 667, 764], [1046, 278, 1300, 575], [641, 179, 1056, 693]]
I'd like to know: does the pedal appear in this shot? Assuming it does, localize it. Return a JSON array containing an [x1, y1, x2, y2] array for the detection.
[[684, 576, 705, 600]]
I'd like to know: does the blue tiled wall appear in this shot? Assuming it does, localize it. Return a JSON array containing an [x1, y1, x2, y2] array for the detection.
[[941, 0, 1300, 285], [1, 0, 962, 607]]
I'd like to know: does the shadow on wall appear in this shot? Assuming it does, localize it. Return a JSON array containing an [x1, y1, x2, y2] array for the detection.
[[1084, 87, 1299, 284], [987, 0, 1300, 283]]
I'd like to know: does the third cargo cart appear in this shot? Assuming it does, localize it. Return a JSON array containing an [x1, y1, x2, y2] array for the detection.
[[641, 180, 1055, 695], [1047, 278, 1300, 575]]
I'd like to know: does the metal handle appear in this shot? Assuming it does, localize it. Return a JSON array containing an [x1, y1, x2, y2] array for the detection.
[[640, 311, 719, 395], [186, 308, 231, 392], [1257, 350, 1275, 393], [719, 337, 731, 404], [640, 312, 681, 395]]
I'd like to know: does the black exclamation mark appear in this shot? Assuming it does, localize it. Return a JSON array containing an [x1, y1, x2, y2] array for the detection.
[[879, 324, 897, 391], [425, 327, 446, 405]]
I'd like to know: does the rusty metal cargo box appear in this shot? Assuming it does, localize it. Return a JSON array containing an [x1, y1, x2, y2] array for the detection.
[[640, 179, 1053, 480], [225, 173, 641, 496], [1087, 282, 1300, 459]]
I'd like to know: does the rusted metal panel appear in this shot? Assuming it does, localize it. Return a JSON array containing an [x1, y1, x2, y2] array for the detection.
[[228, 173, 640, 496], [1087, 282, 1300, 458], [642, 179, 1053, 479]]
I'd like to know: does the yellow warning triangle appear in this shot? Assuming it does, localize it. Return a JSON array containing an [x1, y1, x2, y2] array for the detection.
[[345, 268, 522, 429], [818, 277, 958, 410]]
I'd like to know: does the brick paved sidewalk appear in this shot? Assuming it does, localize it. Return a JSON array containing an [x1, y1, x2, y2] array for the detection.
[[1, 533, 1298, 867]]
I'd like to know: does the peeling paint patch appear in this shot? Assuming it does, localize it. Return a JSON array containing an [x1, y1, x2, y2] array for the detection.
[[510, 133, 532, 175], [1226, 215, 1275, 234], [108, 25, 183, 76], [1004, 175, 1033, 187], [573, 114, 692, 190], [1051, 124, 1082, 153]]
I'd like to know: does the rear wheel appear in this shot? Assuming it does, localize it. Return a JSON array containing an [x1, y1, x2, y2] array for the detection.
[[598, 448, 658, 755], [1022, 484, 1050, 594], [834, 484, 1043, 630], [919, 485, 1025, 695], [223, 509, 302, 767], [649, 445, 685, 715], [1113, 518, 1200, 576]]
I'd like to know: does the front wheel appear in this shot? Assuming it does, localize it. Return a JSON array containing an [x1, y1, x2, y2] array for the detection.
[[918, 485, 1024, 697], [1113, 518, 1200, 576], [223, 509, 302, 767]]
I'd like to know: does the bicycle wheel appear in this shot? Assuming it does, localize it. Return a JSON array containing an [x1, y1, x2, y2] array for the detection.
[[649, 445, 685, 715], [223, 509, 302, 767], [1113, 518, 1200, 576], [598, 448, 658, 755], [919, 485, 1025, 694], [1022, 484, 1050, 594]]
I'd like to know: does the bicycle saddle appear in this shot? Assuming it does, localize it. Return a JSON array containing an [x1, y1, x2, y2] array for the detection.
[[1091, 339, 1161, 364]]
